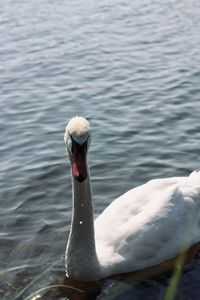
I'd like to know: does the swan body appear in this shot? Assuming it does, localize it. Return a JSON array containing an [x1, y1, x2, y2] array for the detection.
[[64, 117, 200, 282]]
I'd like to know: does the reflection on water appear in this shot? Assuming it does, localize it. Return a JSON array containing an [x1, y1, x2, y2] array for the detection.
[[2, 259, 200, 299], [1, 0, 200, 298]]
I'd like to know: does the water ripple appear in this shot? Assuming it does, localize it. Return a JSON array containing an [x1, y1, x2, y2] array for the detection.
[[1, 0, 200, 298]]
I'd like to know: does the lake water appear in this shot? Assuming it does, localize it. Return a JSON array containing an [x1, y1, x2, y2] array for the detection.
[[1, 0, 200, 299]]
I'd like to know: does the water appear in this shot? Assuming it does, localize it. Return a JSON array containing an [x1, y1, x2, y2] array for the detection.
[[1, 0, 200, 298]]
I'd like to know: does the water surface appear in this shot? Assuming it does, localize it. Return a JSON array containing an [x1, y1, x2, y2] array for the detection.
[[1, 0, 200, 299]]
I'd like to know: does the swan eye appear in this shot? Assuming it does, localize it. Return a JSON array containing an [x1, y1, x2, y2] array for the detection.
[[87, 135, 91, 148], [67, 135, 73, 153]]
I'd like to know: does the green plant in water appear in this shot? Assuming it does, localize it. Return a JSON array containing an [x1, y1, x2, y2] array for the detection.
[[13, 258, 65, 300], [24, 284, 83, 300], [164, 252, 186, 300]]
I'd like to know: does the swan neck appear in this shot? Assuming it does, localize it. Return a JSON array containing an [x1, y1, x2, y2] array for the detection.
[[72, 176, 94, 230], [65, 168, 101, 281]]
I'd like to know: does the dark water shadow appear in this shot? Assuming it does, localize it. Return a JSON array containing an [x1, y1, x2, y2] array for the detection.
[[22, 261, 200, 299], [1, 246, 200, 300], [26, 262, 200, 300]]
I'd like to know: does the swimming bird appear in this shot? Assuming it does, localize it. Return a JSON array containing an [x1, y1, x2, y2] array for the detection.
[[64, 116, 200, 282]]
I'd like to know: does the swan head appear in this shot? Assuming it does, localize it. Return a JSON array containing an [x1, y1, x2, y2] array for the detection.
[[64, 117, 91, 183]]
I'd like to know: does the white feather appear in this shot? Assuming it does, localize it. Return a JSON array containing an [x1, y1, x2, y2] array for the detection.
[[95, 172, 200, 277], [65, 117, 200, 281]]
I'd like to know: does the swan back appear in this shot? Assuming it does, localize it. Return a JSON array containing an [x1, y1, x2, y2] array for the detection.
[[94, 171, 200, 277]]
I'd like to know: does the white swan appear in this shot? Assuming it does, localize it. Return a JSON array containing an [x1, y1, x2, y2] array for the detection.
[[64, 116, 200, 282]]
